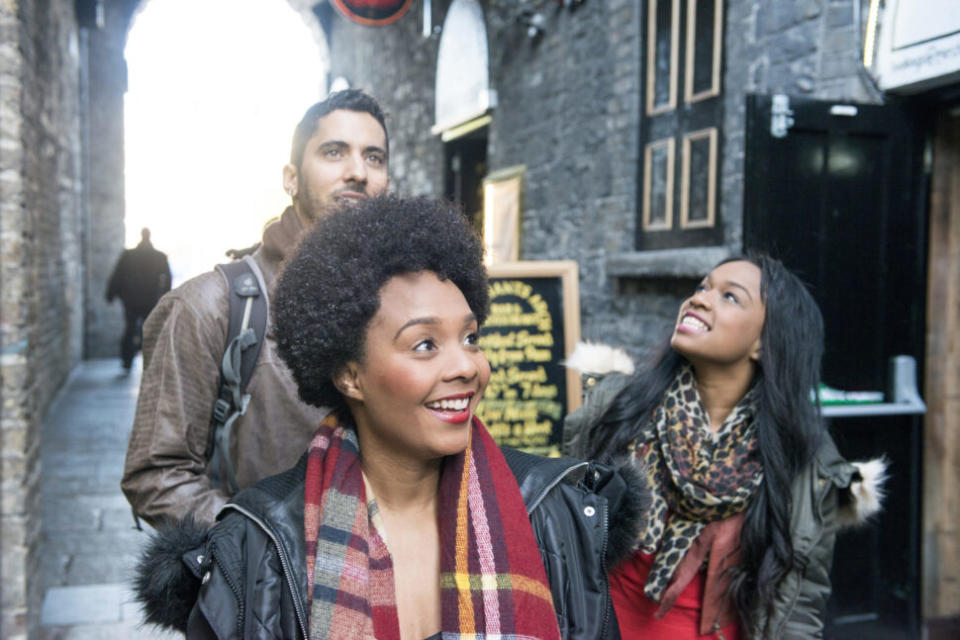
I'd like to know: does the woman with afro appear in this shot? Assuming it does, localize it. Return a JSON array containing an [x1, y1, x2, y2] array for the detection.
[[134, 194, 644, 640]]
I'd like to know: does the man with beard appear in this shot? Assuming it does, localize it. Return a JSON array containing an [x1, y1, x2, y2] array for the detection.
[[122, 90, 390, 527]]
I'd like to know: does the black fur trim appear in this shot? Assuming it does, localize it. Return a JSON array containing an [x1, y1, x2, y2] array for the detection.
[[605, 460, 651, 567], [134, 516, 209, 632]]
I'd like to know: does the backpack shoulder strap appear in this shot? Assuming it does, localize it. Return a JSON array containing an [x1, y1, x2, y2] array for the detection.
[[208, 256, 268, 493]]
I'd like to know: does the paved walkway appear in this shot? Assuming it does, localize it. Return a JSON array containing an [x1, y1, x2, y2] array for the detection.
[[35, 358, 180, 640]]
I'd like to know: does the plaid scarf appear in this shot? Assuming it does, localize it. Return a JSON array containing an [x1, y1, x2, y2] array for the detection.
[[304, 414, 561, 640], [633, 365, 763, 605]]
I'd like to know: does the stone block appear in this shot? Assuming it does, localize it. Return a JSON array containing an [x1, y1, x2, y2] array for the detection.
[[36, 552, 70, 587], [41, 502, 100, 533], [827, 1, 854, 27], [769, 22, 820, 64], [1, 482, 25, 514], [1, 545, 27, 606], [2, 514, 28, 546], [760, 0, 821, 35], [66, 553, 139, 586], [40, 584, 125, 626], [1, 606, 27, 640], [2, 425, 27, 454], [821, 51, 857, 79], [824, 25, 857, 53]]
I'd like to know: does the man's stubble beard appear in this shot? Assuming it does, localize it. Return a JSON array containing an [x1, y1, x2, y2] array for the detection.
[[294, 177, 328, 225], [295, 177, 370, 225]]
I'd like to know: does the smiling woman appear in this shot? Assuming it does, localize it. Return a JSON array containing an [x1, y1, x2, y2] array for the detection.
[[133, 195, 646, 640], [124, 0, 326, 285], [564, 253, 889, 639]]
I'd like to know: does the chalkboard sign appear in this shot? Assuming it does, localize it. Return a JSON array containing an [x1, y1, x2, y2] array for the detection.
[[477, 261, 581, 456]]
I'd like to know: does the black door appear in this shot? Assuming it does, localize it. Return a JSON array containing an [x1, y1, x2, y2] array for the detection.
[[444, 127, 488, 231], [744, 94, 927, 639]]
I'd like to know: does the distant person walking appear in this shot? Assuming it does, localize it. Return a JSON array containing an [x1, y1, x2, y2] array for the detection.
[[106, 228, 171, 371]]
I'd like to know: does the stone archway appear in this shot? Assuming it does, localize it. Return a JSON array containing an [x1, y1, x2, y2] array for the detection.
[[84, 0, 331, 357]]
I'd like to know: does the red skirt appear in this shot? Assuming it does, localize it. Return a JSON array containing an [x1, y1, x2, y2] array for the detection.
[[609, 552, 741, 640]]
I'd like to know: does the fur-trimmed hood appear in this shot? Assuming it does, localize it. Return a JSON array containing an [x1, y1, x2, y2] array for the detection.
[[564, 341, 636, 379], [133, 517, 209, 632], [603, 456, 651, 567], [837, 457, 888, 527]]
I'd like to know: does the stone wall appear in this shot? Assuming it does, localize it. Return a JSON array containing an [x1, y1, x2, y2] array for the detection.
[[324, 0, 879, 360], [82, 1, 135, 359], [0, 0, 85, 636], [326, 2, 444, 198], [483, 0, 659, 353], [0, 0, 940, 634]]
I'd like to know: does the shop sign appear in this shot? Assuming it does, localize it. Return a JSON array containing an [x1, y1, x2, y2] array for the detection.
[[875, 0, 960, 93], [332, 0, 412, 27]]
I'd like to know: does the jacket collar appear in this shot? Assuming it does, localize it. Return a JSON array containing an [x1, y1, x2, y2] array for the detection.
[[261, 206, 308, 264], [254, 206, 308, 292], [225, 455, 310, 616]]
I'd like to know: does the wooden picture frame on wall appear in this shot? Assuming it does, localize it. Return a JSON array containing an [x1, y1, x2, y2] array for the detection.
[[647, 0, 680, 115], [643, 137, 676, 231], [684, 0, 723, 104], [680, 127, 718, 229], [482, 165, 525, 265]]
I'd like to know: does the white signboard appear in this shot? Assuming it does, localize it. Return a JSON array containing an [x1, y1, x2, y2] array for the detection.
[[875, 0, 960, 93]]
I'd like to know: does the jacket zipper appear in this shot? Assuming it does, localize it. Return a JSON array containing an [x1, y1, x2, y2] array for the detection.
[[525, 461, 589, 515], [209, 541, 245, 635], [772, 564, 805, 638], [222, 504, 309, 638], [599, 498, 611, 638]]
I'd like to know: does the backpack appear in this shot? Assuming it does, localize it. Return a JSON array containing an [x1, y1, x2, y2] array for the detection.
[[207, 256, 268, 493]]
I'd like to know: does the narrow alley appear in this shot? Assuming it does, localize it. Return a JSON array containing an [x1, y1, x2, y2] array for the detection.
[[35, 359, 178, 640]]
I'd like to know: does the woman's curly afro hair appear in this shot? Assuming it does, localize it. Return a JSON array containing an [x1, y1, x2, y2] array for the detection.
[[274, 194, 488, 412]]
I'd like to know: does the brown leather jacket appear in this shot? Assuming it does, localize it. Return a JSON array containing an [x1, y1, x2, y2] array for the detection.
[[121, 208, 329, 527]]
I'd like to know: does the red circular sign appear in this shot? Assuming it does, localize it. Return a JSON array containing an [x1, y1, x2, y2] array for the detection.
[[332, 0, 413, 26]]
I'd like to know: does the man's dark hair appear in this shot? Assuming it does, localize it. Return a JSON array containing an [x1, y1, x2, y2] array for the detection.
[[274, 195, 488, 414], [289, 89, 389, 169]]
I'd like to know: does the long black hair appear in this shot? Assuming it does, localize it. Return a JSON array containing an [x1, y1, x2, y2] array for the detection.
[[586, 252, 825, 625]]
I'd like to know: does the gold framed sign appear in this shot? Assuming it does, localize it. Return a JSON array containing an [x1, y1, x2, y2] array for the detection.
[[482, 165, 525, 265], [477, 260, 581, 456]]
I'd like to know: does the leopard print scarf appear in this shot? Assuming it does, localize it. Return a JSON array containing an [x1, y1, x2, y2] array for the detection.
[[633, 364, 763, 603]]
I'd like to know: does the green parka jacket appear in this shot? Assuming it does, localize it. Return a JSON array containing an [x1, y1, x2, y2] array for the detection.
[[562, 343, 887, 640]]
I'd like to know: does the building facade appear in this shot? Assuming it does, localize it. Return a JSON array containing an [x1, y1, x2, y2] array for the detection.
[[1, 0, 957, 637]]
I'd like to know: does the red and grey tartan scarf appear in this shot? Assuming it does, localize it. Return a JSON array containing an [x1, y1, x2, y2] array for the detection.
[[303, 413, 561, 640]]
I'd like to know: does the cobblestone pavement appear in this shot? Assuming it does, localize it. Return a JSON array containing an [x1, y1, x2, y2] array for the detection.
[[35, 358, 180, 640]]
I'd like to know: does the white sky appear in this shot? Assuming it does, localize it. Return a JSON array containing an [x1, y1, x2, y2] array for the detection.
[[124, 0, 326, 285]]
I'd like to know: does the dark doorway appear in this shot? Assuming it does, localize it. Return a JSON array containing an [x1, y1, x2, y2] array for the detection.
[[444, 127, 488, 230], [744, 94, 927, 639]]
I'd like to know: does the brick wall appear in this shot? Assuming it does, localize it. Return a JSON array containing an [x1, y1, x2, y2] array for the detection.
[[82, 1, 133, 359], [0, 1, 85, 636], [0, 3, 31, 637]]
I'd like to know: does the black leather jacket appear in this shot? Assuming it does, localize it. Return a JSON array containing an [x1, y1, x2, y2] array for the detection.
[[135, 450, 648, 639]]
